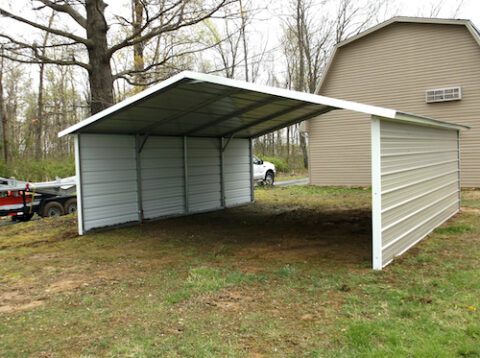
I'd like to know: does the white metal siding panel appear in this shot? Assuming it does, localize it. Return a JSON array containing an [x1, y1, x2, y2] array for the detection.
[[378, 119, 460, 267], [80, 134, 139, 231], [187, 137, 222, 212], [223, 139, 252, 207], [140, 136, 186, 219], [311, 22, 480, 186]]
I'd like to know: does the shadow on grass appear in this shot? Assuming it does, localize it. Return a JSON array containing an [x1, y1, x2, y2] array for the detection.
[[136, 203, 373, 268]]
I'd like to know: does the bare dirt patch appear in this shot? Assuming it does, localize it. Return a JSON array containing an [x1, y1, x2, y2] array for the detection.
[[142, 206, 372, 271], [0, 268, 124, 314], [0, 287, 46, 313], [204, 289, 257, 311], [0, 300, 45, 313], [462, 206, 480, 214], [45, 279, 86, 293]]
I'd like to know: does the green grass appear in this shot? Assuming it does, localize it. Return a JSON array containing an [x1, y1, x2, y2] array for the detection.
[[0, 186, 479, 357]]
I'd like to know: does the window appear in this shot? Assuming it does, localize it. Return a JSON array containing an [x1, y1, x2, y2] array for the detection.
[[425, 87, 461, 103]]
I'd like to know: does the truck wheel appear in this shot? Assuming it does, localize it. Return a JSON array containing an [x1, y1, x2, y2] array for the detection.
[[64, 198, 77, 214], [265, 171, 275, 186], [43, 201, 64, 217]]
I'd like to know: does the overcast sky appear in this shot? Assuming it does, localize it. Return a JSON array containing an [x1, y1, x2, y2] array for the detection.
[[1, 0, 479, 89]]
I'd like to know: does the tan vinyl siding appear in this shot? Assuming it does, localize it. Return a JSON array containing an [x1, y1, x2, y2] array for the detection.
[[309, 22, 480, 187]]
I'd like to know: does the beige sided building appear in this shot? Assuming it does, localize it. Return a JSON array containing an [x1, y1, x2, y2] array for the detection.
[[308, 17, 480, 187]]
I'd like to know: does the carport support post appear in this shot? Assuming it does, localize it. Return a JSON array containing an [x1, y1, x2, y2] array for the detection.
[[371, 116, 383, 270], [457, 130, 461, 211], [249, 138, 254, 202], [74, 134, 84, 235], [183, 136, 189, 213], [220, 137, 226, 208], [135, 134, 145, 222]]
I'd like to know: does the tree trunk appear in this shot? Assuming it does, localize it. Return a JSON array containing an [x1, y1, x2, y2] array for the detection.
[[295, 0, 308, 168], [35, 63, 45, 160], [295, 0, 305, 92], [300, 131, 308, 169], [132, 0, 145, 89], [86, 0, 114, 114], [239, 0, 249, 82], [0, 50, 7, 163], [286, 126, 290, 162], [35, 13, 55, 160]]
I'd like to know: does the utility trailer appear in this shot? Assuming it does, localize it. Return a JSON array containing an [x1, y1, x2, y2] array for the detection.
[[0, 176, 77, 221]]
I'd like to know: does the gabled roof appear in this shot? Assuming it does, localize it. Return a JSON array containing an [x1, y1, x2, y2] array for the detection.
[[338, 16, 480, 48], [58, 71, 468, 139], [316, 16, 480, 93]]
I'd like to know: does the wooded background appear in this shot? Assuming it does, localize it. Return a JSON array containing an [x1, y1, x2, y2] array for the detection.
[[0, 0, 464, 180]]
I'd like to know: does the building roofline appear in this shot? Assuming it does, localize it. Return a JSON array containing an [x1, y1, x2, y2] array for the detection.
[[337, 17, 480, 48], [316, 16, 480, 94]]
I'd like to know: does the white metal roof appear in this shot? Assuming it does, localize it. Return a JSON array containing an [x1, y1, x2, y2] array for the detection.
[[59, 71, 469, 138]]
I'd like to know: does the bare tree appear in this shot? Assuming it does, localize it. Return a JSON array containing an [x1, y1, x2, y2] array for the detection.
[[282, 0, 331, 168], [0, 0, 237, 114], [206, 17, 242, 78], [0, 46, 7, 163], [334, 0, 388, 44], [132, 0, 145, 90], [34, 12, 56, 160]]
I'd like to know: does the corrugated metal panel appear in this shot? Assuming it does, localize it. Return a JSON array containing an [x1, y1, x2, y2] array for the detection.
[[79, 134, 139, 231], [308, 111, 372, 186], [378, 120, 460, 267], [223, 139, 252, 207], [310, 22, 480, 186], [140, 136, 185, 219], [186, 137, 222, 212]]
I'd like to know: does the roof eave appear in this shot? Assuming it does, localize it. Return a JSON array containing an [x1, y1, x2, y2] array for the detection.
[[385, 111, 471, 131]]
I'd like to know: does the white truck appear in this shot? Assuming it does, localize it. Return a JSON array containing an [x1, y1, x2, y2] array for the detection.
[[253, 155, 276, 185]]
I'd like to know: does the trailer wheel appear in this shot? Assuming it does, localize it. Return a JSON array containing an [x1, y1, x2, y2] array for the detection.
[[43, 201, 64, 217], [64, 198, 77, 214]]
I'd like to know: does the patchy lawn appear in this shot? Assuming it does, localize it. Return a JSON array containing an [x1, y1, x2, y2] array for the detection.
[[0, 186, 479, 357], [274, 174, 308, 182]]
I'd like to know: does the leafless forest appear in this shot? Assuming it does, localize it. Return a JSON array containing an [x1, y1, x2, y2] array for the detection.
[[0, 0, 462, 180]]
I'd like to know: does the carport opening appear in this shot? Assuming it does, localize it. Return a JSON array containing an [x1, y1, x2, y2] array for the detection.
[[136, 188, 373, 267]]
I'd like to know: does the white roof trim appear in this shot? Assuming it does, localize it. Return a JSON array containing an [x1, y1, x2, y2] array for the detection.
[[59, 71, 468, 137], [377, 112, 470, 131]]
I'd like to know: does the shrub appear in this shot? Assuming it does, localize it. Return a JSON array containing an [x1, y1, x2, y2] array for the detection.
[[261, 156, 289, 173], [0, 157, 75, 182]]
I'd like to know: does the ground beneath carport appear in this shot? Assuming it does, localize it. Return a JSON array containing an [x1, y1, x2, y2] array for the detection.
[[0, 186, 479, 357]]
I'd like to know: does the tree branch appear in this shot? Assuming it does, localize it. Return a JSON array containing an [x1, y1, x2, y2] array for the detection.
[[107, 0, 235, 57], [112, 38, 223, 80], [0, 7, 92, 46], [34, 0, 87, 28], [0, 34, 90, 70]]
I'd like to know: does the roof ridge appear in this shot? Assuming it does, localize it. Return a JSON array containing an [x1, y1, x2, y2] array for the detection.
[[337, 16, 479, 48]]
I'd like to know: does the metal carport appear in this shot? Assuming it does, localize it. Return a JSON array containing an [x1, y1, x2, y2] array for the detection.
[[59, 71, 469, 269]]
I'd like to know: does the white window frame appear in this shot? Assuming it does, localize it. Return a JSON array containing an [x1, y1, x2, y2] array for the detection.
[[425, 87, 462, 103]]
